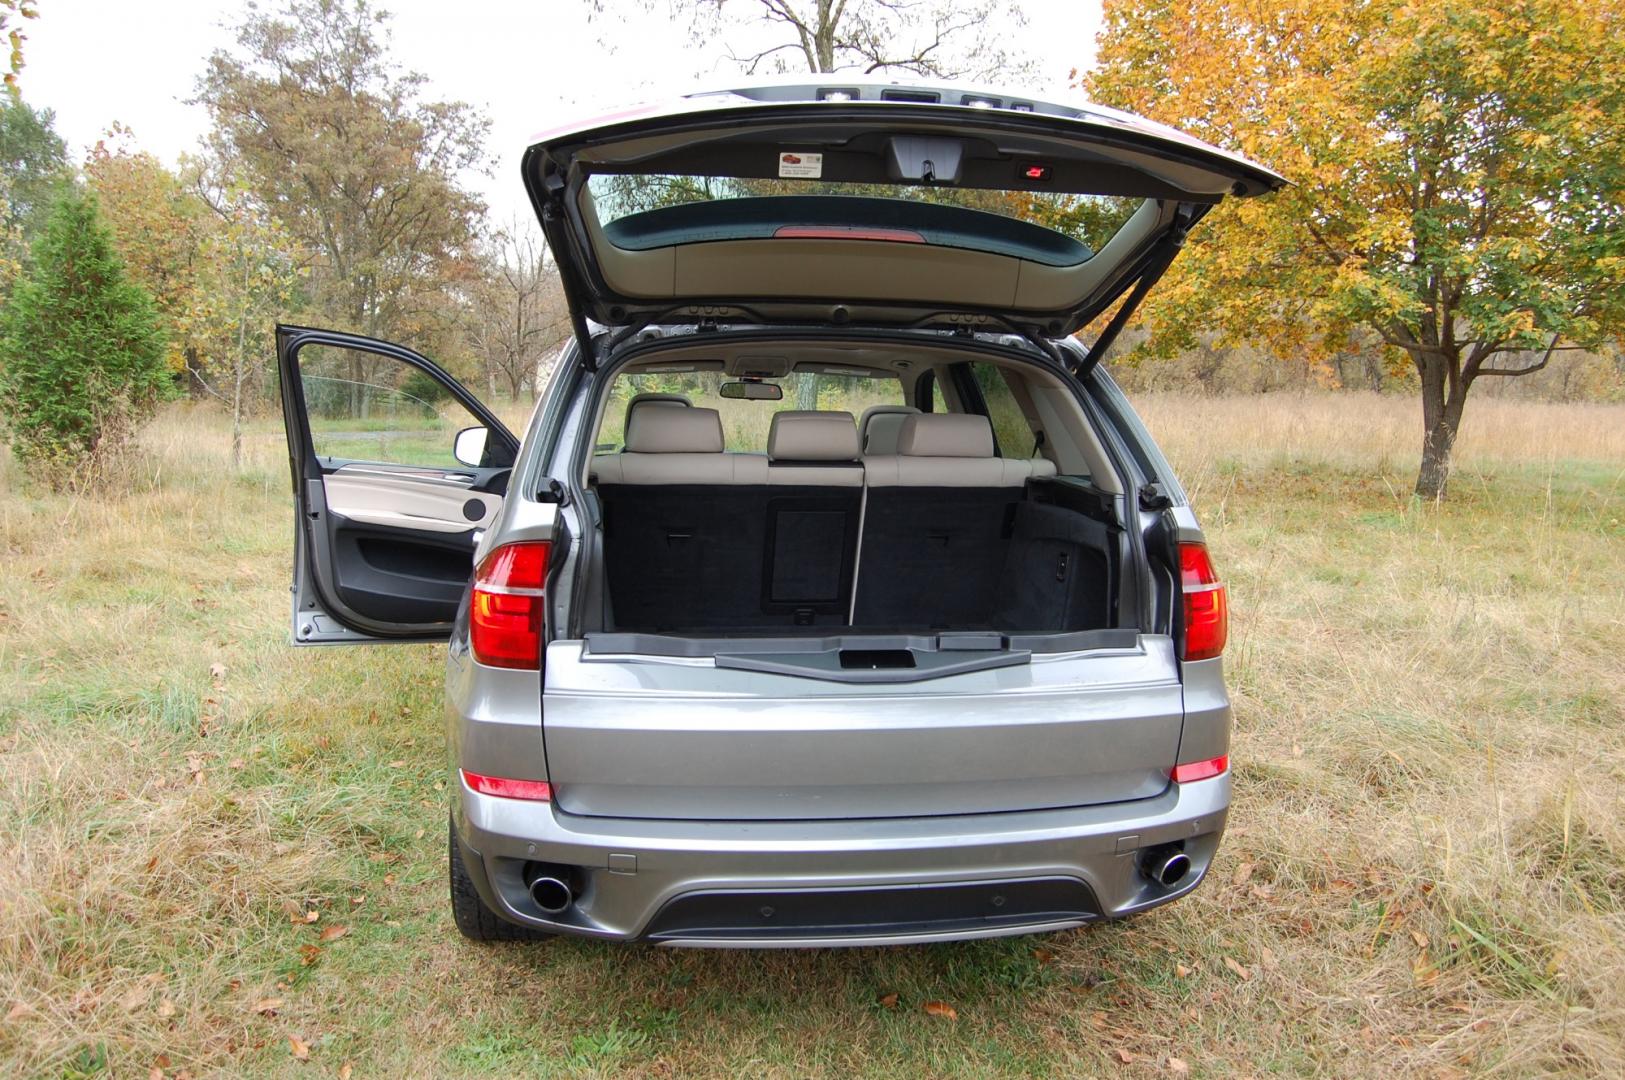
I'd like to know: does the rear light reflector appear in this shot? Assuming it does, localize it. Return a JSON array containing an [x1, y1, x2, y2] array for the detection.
[[461, 769, 552, 801], [1178, 542, 1228, 661], [1170, 755, 1228, 784], [470, 541, 549, 669]]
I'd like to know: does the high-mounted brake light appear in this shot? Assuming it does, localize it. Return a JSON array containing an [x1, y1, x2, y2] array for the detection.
[[470, 541, 550, 669], [461, 769, 552, 801], [1178, 542, 1227, 661], [773, 225, 926, 243], [1170, 755, 1228, 784]]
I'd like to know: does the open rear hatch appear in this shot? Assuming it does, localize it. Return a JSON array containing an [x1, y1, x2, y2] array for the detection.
[[530, 81, 1272, 821], [523, 78, 1285, 349]]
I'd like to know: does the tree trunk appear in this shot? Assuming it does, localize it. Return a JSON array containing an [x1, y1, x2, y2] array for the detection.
[[231, 321, 249, 472], [1414, 356, 1468, 500]]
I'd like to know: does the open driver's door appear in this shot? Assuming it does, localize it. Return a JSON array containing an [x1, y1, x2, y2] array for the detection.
[[276, 325, 520, 644]]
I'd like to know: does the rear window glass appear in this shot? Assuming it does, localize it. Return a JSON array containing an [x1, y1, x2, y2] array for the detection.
[[587, 174, 1141, 256], [599, 371, 902, 453]]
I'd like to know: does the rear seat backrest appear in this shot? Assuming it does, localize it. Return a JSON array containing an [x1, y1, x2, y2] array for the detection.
[[852, 413, 1056, 629], [862, 413, 1057, 486], [766, 410, 863, 486], [590, 406, 767, 484], [858, 404, 920, 455]]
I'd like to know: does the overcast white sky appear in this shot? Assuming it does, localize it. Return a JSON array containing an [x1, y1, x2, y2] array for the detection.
[[22, 0, 1104, 224]]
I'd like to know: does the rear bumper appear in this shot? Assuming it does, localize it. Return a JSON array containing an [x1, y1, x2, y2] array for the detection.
[[454, 771, 1230, 946]]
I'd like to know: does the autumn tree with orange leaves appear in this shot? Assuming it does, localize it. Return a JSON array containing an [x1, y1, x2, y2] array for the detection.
[[1089, 0, 1625, 498]]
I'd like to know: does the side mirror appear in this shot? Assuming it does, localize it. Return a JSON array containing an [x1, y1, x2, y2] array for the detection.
[[453, 426, 489, 467], [719, 380, 784, 401]]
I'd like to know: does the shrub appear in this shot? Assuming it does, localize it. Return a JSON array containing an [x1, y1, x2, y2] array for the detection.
[[0, 191, 171, 483]]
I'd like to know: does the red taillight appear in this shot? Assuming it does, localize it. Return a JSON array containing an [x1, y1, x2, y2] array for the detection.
[[470, 541, 549, 669], [1178, 542, 1227, 662], [1171, 755, 1228, 784], [461, 769, 552, 801]]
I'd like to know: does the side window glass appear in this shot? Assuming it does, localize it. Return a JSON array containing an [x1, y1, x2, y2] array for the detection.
[[970, 363, 1038, 458], [924, 371, 948, 413], [297, 344, 495, 468]]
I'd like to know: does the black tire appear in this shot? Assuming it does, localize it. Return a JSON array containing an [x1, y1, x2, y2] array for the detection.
[[448, 816, 551, 942]]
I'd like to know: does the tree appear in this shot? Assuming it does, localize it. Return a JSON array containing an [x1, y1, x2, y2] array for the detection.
[[84, 131, 211, 378], [1, 0, 37, 89], [195, 0, 488, 355], [0, 96, 69, 289], [606, 0, 1033, 81], [1090, 0, 1625, 498], [190, 188, 300, 470], [465, 223, 568, 401], [0, 191, 171, 480]]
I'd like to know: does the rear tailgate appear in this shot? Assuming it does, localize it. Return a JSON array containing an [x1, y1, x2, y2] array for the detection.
[[541, 636, 1181, 820]]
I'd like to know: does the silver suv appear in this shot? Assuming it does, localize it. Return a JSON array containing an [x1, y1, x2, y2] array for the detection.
[[275, 79, 1279, 946]]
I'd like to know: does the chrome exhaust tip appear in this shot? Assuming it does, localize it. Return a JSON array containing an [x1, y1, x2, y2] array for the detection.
[[1140, 845, 1191, 888], [522, 864, 574, 914]]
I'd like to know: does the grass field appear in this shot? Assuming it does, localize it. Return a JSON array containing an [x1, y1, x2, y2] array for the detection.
[[2, 391, 1622, 1078]]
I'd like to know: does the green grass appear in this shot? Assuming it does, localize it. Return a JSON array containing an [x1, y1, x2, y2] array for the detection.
[[2, 396, 1624, 1077]]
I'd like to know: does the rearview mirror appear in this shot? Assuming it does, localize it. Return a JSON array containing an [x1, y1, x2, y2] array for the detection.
[[719, 380, 783, 401], [453, 426, 489, 467]]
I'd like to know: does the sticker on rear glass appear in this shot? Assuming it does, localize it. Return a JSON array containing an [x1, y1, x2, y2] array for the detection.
[[778, 151, 823, 179]]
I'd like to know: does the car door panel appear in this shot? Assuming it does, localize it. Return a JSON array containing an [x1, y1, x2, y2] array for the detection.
[[277, 325, 519, 645]]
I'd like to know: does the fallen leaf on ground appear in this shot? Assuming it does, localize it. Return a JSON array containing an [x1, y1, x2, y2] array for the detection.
[[1231, 861, 1256, 887], [338, 1064, 353, 1080], [209, 663, 226, 680], [1032, 947, 1055, 965], [121, 984, 152, 1011], [253, 998, 284, 1016], [6, 1002, 30, 1021], [1260, 946, 1279, 971], [1168, 1057, 1190, 1074], [1175, 963, 1193, 978], [318, 925, 349, 943], [1223, 956, 1253, 981], [383, 873, 397, 886], [287, 1034, 310, 1060], [922, 1000, 958, 1020], [349, 895, 366, 907], [387, 760, 407, 768], [297, 945, 321, 966], [1113, 1048, 1137, 1063], [157, 997, 177, 1018], [1410, 929, 1429, 949], [303, 909, 319, 923], [877, 992, 898, 1009]]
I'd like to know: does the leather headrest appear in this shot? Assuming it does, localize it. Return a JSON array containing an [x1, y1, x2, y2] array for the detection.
[[896, 413, 995, 458], [623, 393, 691, 438], [625, 405, 725, 453], [767, 410, 860, 461], [859, 405, 921, 455]]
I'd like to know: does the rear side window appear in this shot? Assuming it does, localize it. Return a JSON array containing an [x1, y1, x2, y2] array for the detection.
[[968, 363, 1040, 459]]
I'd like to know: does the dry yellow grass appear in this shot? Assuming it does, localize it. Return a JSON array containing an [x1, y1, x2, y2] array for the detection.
[[1, 393, 1622, 1078]]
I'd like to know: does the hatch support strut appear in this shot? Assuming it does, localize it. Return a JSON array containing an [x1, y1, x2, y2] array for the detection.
[[1073, 221, 1190, 378]]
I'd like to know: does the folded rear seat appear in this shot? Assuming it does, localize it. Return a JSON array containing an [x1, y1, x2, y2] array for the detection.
[[853, 413, 1058, 629], [593, 408, 863, 632]]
